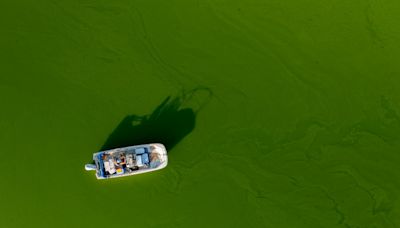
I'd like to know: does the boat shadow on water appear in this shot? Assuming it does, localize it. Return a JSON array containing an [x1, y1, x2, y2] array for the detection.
[[100, 87, 212, 152]]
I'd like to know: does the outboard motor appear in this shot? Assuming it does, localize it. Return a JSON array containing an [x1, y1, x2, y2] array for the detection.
[[85, 164, 97, 171]]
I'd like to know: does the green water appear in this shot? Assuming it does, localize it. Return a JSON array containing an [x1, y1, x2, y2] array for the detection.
[[1, 0, 400, 227]]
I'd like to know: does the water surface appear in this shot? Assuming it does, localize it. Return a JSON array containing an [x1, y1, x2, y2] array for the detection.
[[1, 0, 400, 227]]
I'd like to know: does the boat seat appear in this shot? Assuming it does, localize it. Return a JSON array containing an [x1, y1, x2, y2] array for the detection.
[[136, 155, 143, 166], [135, 148, 146, 155], [104, 159, 116, 174], [126, 154, 135, 168], [142, 153, 149, 164]]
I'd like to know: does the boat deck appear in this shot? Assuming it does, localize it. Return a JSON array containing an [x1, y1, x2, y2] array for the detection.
[[94, 144, 166, 179]]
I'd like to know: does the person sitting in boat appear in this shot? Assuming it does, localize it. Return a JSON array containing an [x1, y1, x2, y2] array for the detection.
[[119, 154, 126, 164], [114, 154, 126, 169]]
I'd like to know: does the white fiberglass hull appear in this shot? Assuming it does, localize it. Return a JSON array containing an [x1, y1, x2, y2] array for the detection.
[[85, 143, 168, 179]]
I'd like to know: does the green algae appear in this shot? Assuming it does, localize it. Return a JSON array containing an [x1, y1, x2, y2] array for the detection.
[[1, 0, 400, 227]]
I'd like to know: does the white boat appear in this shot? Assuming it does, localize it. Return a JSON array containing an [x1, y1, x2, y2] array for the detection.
[[85, 143, 168, 179]]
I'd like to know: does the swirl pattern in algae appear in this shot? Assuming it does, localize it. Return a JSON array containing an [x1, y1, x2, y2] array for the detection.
[[1, 0, 400, 227]]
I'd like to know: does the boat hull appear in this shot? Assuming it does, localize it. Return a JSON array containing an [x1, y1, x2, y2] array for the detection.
[[86, 143, 168, 179]]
